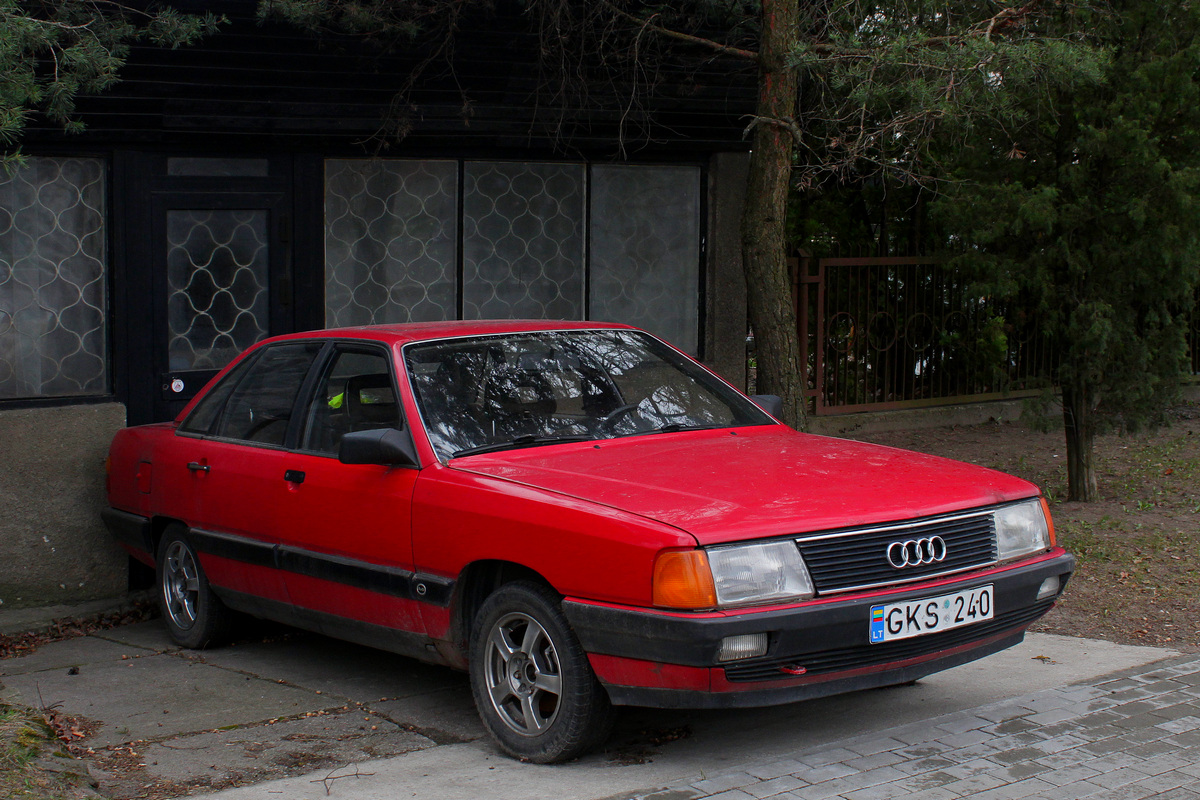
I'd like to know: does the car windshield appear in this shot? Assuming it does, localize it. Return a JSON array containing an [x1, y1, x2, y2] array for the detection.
[[405, 329, 773, 460]]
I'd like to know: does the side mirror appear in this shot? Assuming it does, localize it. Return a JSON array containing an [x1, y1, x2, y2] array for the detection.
[[338, 428, 420, 468], [750, 394, 784, 420]]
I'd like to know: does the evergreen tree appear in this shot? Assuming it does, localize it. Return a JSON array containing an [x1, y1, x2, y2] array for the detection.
[[1, 1, 223, 164], [262, 1, 1100, 430], [936, 0, 1200, 501]]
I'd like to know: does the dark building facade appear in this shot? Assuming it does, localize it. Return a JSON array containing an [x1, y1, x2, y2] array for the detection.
[[0, 2, 756, 605]]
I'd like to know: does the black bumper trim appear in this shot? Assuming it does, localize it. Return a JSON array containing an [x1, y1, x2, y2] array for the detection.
[[101, 507, 153, 555], [564, 552, 1074, 669], [604, 629, 1026, 709]]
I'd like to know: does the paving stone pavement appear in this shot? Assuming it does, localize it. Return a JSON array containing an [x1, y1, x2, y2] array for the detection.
[[631, 654, 1200, 800]]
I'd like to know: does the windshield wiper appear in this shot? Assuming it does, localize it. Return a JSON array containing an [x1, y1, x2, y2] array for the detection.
[[614, 422, 723, 438], [451, 434, 593, 458]]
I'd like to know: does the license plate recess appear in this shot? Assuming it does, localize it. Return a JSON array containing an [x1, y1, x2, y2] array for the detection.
[[869, 584, 994, 644]]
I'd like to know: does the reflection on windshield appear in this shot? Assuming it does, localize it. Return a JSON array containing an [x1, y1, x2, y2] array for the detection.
[[405, 330, 772, 460]]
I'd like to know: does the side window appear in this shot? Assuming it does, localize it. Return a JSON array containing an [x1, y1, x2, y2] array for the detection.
[[179, 354, 259, 435], [205, 343, 322, 446], [300, 349, 401, 455]]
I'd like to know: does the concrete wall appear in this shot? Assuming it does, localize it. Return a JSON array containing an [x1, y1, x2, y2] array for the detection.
[[0, 403, 129, 609], [807, 398, 1033, 438], [703, 152, 750, 389]]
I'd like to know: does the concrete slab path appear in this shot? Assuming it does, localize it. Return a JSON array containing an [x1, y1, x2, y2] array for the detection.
[[3, 618, 1182, 800], [185, 641, 1197, 800]]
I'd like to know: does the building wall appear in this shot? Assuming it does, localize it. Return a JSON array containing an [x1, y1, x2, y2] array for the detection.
[[0, 154, 754, 607], [0, 403, 129, 608], [704, 152, 750, 388]]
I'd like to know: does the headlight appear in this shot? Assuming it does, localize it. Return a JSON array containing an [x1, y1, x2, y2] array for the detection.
[[708, 540, 815, 607], [994, 498, 1053, 562]]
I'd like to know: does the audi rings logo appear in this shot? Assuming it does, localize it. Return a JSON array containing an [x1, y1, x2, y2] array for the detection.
[[886, 536, 948, 568]]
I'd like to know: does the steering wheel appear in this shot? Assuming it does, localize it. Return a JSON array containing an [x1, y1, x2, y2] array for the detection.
[[597, 404, 640, 432]]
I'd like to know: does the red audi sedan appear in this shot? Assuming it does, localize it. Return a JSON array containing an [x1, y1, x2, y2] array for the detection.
[[103, 320, 1074, 762]]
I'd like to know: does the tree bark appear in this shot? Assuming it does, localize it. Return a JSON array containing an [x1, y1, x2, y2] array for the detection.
[[741, 0, 807, 429], [1062, 382, 1099, 501]]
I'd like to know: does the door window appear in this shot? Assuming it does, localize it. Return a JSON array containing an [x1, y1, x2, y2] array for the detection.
[[180, 342, 321, 446], [300, 348, 401, 455]]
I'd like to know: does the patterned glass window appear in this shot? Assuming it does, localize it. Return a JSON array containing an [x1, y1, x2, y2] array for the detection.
[[322, 159, 702, 354], [325, 159, 458, 326], [0, 157, 108, 399], [167, 210, 270, 370], [463, 162, 585, 320], [589, 165, 701, 354]]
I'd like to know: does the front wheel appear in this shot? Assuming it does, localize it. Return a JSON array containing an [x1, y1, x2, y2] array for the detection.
[[156, 526, 231, 649], [469, 581, 614, 762]]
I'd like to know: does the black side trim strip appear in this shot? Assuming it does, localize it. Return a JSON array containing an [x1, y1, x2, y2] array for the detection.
[[278, 546, 411, 598], [101, 507, 153, 555], [190, 528, 277, 569], [189, 528, 453, 606]]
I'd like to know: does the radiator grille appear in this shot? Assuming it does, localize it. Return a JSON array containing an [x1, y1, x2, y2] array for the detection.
[[797, 510, 998, 594]]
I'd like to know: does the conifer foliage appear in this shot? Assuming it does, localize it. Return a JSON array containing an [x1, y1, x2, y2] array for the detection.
[[937, 0, 1200, 500], [0, 1, 222, 162]]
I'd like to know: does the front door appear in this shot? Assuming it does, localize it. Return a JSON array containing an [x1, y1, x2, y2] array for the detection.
[[275, 344, 425, 644], [120, 154, 308, 425]]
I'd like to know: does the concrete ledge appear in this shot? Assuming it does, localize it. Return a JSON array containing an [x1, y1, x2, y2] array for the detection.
[[0, 592, 151, 636], [807, 398, 1035, 438]]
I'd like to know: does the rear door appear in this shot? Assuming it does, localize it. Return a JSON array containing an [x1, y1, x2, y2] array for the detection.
[[170, 340, 324, 605]]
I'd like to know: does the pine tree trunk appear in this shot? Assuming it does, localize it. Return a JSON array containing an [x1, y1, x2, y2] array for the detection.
[[1062, 383, 1099, 501], [742, 0, 807, 429]]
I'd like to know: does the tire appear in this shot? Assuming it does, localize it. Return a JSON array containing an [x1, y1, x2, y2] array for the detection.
[[156, 526, 231, 649], [469, 581, 615, 763]]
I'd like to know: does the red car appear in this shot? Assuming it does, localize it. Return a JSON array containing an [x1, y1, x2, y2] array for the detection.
[[103, 321, 1073, 762]]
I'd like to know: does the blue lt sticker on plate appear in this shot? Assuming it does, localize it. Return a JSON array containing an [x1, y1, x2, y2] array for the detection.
[[869, 584, 994, 643]]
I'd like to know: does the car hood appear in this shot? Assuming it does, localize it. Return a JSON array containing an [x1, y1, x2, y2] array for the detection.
[[449, 426, 1040, 545]]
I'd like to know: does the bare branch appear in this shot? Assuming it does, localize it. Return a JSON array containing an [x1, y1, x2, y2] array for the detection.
[[599, 0, 759, 62], [742, 114, 803, 142]]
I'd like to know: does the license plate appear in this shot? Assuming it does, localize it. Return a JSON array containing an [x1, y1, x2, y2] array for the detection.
[[869, 584, 994, 644]]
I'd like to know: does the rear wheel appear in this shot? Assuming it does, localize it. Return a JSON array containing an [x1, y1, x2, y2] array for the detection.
[[469, 581, 614, 762], [156, 526, 231, 649]]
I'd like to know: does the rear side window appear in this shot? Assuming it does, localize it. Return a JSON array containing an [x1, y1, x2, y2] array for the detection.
[[179, 355, 258, 435], [180, 342, 322, 445]]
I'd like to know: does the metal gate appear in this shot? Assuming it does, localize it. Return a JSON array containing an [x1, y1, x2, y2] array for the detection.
[[796, 256, 1057, 415]]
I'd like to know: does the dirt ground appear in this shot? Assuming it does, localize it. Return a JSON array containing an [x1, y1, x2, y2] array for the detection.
[[849, 403, 1200, 654]]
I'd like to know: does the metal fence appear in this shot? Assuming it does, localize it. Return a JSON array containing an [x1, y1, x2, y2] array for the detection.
[[1192, 289, 1200, 377], [796, 257, 1057, 415]]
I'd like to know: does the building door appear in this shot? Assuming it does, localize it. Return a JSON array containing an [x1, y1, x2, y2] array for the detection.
[[120, 154, 315, 424]]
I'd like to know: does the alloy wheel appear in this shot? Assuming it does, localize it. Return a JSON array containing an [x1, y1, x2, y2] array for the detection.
[[482, 611, 563, 736], [161, 540, 199, 631]]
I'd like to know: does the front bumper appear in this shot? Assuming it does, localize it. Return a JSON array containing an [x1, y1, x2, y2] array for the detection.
[[563, 549, 1074, 709]]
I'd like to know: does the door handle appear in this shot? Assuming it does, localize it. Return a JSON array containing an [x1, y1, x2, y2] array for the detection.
[[187, 462, 210, 473], [284, 469, 305, 484]]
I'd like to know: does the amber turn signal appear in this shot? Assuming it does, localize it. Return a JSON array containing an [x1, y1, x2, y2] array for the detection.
[[653, 550, 717, 609], [1040, 496, 1056, 547]]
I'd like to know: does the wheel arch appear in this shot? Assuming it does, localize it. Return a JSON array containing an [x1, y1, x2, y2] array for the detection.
[[148, 516, 189, 561], [450, 559, 556, 662]]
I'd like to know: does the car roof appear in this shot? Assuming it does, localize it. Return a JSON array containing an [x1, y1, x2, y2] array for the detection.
[[267, 319, 638, 346]]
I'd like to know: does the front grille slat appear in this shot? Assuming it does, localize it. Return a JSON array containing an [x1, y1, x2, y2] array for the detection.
[[797, 511, 998, 594]]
